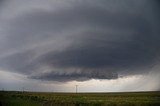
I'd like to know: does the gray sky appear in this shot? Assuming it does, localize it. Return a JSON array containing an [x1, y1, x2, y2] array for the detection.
[[0, 0, 160, 92]]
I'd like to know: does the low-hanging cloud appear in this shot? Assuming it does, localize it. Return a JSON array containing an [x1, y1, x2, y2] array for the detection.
[[0, 0, 160, 82]]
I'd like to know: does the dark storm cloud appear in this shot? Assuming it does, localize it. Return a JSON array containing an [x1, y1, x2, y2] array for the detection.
[[0, 0, 159, 81], [31, 69, 118, 82], [42, 20, 155, 69]]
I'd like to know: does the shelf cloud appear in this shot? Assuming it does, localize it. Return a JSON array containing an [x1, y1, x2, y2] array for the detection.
[[0, 0, 159, 83]]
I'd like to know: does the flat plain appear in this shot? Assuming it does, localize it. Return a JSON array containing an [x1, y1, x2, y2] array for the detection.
[[0, 91, 160, 106]]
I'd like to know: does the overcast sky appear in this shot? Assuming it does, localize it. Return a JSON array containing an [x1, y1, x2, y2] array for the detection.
[[0, 0, 160, 92]]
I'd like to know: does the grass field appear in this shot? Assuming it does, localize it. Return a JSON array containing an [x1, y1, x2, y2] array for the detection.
[[0, 91, 160, 106]]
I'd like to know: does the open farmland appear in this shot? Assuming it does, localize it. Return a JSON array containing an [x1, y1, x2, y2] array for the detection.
[[0, 91, 160, 106]]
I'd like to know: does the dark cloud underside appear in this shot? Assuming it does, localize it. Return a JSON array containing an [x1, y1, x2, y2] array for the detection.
[[0, 0, 159, 82]]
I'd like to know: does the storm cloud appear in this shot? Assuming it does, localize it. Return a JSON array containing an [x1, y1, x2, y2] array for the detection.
[[0, 0, 160, 82]]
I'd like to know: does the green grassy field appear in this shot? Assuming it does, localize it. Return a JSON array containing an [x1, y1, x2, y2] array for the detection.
[[0, 91, 160, 106]]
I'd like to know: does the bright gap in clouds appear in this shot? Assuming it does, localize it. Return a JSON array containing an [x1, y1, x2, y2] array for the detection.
[[0, 69, 159, 92]]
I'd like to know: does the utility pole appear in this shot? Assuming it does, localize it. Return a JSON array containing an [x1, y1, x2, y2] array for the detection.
[[22, 87, 24, 93], [75, 85, 78, 93]]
